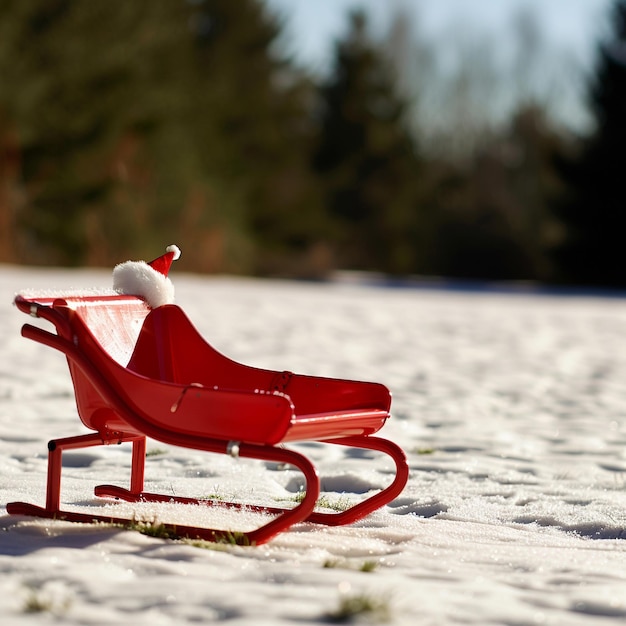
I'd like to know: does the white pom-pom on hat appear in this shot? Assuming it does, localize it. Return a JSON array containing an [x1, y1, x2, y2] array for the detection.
[[166, 244, 181, 260], [113, 245, 181, 308]]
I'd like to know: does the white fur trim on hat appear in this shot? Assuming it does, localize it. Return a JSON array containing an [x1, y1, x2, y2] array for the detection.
[[112, 260, 175, 308]]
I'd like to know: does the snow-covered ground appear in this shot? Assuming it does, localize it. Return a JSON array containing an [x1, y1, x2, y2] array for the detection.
[[2, 265, 626, 625]]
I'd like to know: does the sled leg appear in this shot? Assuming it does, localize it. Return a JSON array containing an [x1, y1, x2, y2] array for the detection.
[[129, 437, 146, 495], [46, 433, 107, 511], [8, 432, 139, 519]]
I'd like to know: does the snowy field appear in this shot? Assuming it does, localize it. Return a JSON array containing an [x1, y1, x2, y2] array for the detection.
[[2, 264, 626, 625]]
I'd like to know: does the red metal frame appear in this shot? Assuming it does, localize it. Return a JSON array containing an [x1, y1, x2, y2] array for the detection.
[[8, 293, 409, 545]]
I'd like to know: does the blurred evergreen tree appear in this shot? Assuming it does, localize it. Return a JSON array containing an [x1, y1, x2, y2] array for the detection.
[[0, 0, 196, 265], [428, 105, 566, 282], [552, 0, 626, 287], [505, 106, 567, 280], [314, 11, 424, 275], [184, 0, 327, 276], [0, 0, 322, 273]]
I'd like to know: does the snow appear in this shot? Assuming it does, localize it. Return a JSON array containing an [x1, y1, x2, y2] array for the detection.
[[2, 265, 626, 624]]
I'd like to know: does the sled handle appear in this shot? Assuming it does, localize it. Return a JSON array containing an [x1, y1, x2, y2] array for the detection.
[[21, 323, 74, 355], [15, 295, 72, 338]]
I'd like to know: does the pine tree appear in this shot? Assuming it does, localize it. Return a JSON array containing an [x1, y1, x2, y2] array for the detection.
[[182, 0, 326, 276], [314, 11, 423, 274], [553, 0, 626, 287], [0, 0, 190, 265], [0, 0, 322, 273]]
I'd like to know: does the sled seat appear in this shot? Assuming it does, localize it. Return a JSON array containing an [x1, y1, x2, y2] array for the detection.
[[8, 292, 408, 545]]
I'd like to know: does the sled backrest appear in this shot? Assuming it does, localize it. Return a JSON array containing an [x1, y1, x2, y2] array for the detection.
[[62, 296, 152, 434], [61, 295, 151, 366], [14, 293, 153, 434]]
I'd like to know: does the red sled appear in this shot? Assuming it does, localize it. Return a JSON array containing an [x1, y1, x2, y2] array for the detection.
[[8, 249, 408, 545]]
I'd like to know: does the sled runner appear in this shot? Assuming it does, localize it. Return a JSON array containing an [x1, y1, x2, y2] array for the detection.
[[8, 247, 408, 544]]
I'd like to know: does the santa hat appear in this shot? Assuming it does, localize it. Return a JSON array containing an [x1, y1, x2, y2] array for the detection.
[[147, 244, 181, 276], [113, 245, 181, 308]]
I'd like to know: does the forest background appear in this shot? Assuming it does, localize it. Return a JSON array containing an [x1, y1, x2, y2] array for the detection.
[[1, 0, 625, 287]]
